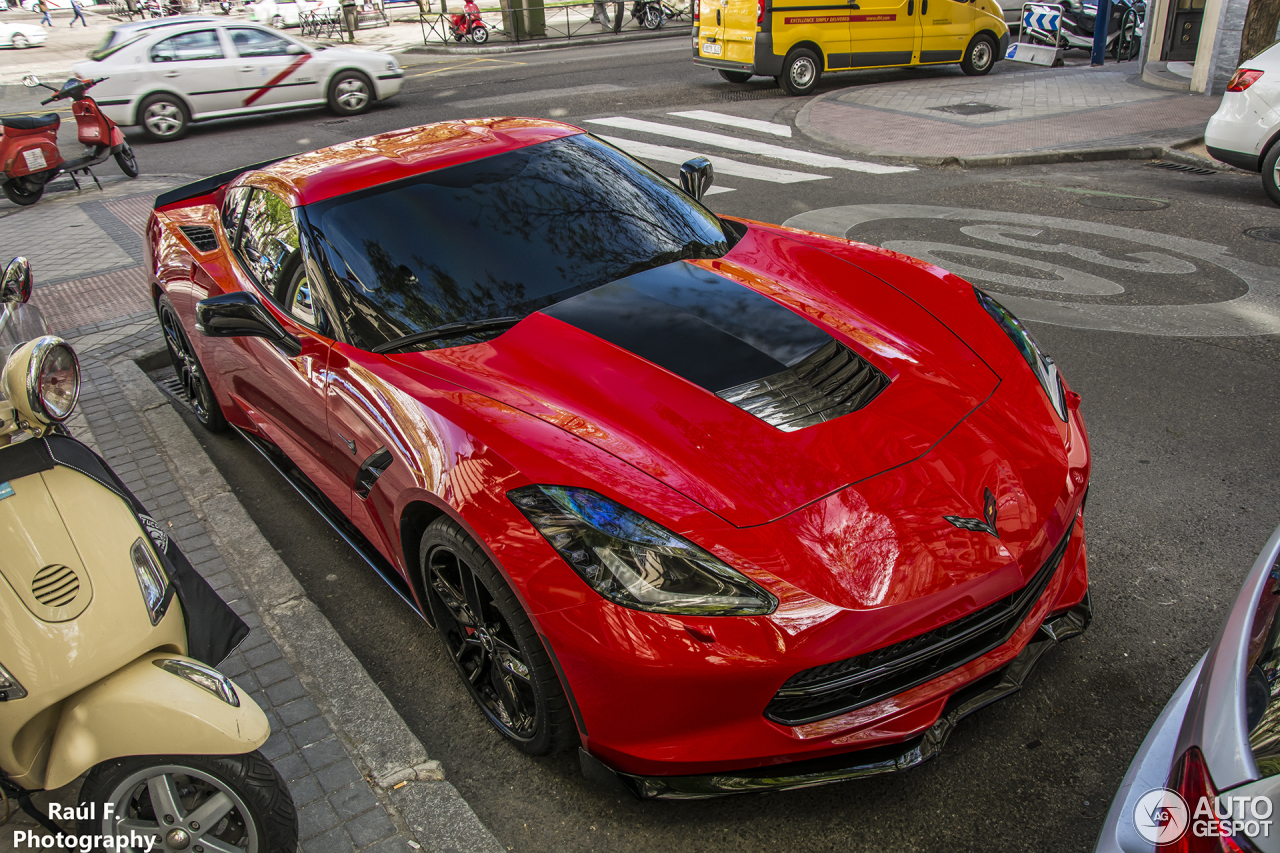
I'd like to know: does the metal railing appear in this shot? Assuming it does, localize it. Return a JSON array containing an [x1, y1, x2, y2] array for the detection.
[[414, 0, 688, 46], [300, 4, 390, 37]]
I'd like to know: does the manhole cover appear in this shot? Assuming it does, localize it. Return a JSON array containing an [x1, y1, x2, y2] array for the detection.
[[1246, 227, 1280, 244], [928, 102, 1008, 116], [1078, 195, 1170, 211]]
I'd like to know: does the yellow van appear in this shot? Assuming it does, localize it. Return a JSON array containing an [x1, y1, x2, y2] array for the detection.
[[693, 0, 1010, 95]]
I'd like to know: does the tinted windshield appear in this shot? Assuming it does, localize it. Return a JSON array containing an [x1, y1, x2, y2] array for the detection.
[[302, 134, 732, 351]]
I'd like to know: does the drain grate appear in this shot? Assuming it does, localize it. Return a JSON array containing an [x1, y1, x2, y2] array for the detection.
[[714, 89, 785, 102], [153, 369, 193, 413], [1078, 195, 1170, 211], [1147, 160, 1218, 175], [929, 102, 1009, 116], [1245, 227, 1280, 244]]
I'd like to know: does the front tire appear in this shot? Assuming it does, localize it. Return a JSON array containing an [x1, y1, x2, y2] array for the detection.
[[3, 177, 43, 206], [420, 517, 576, 756], [641, 3, 661, 28], [1262, 143, 1280, 207], [158, 294, 228, 432], [327, 70, 373, 115], [115, 141, 139, 177], [138, 93, 190, 142], [78, 752, 296, 853], [778, 47, 821, 96], [718, 69, 752, 83], [961, 33, 996, 75], [469, 23, 489, 43], [270, 12, 284, 26]]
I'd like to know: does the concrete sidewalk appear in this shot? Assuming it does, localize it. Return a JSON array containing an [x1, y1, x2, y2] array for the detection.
[[0, 174, 503, 853], [796, 62, 1224, 167]]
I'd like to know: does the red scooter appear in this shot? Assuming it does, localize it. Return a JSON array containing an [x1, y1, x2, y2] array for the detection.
[[449, 0, 489, 43], [1, 75, 137, 207]]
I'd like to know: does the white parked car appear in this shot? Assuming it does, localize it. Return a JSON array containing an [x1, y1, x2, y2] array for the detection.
[[71, 18, 403, 141], [247, 0, 335, 28], [0, 22, 47, 49], [1205, 40, 1280, 206]]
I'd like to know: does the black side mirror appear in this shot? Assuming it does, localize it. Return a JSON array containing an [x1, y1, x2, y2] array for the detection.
[[195, 291, 302, 358], [1, 258, 33, 307], [679, 157, 715, 201]]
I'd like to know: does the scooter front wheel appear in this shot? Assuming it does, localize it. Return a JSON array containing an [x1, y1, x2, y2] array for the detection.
[[78, 752, 297, 853], [2, 177, 44, 207], [469, 23, 489, 43], [115, 142, 139, 178]]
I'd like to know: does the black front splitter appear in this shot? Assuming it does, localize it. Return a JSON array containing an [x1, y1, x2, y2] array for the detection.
[[581, 595, 1092, 800]]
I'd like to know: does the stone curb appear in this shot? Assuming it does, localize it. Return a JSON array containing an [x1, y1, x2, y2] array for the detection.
[[402, 22, 690, 54], [108, 354, 503, 853]]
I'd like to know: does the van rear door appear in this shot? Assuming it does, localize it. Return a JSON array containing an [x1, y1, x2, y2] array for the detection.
[[722, 0, 760, 64], [845, 0, 916, 67], [696, 0, 723, 59]]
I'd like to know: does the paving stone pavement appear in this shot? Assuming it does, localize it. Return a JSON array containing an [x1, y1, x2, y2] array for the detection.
[[797, 65, 1223, 161], [0, 176, 500, 853]]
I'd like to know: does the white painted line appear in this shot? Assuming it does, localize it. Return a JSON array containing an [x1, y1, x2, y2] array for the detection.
[[447, 84, 629, 110], [598, 135, 829, 184], [669, 109, 793, 138], [703, 185, 736, 195], [587, 117, 916, 174]]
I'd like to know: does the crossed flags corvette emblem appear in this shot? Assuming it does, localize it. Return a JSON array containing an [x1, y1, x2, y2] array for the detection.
[[945, 488, 999, 538]]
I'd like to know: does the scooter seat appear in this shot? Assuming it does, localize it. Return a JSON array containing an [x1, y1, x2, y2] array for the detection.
[[0, 113, 60, 130]]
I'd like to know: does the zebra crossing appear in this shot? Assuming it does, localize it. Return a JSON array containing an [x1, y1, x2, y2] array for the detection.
[[583, 109, 915, 195]]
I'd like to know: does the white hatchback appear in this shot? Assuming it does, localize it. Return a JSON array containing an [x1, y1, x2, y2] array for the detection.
[[72, 18, 404, 142], [1205, 40, 1280, 205]]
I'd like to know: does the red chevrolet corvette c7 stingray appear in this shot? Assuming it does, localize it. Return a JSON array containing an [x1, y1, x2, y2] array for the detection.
[[146, 118, 1092, 798]]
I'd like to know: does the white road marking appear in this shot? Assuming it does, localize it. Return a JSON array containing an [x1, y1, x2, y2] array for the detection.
[[587, 117, 915, 174], [704, 185, 736, 195], [446, 84, 629, 110], [598, 135, 829, 184], [668, 109, 793, 138]]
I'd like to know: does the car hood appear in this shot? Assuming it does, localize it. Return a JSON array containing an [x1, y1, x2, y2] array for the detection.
[[403, 225, 1005, 528]]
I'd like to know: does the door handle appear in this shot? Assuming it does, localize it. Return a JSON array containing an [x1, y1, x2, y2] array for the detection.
[[716, 8, 720, 23], [163, 71, 180, 78], [241, 66, 255, 72]]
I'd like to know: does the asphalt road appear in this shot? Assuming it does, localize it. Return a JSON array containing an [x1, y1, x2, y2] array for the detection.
[[70, 35, 1280, 853]]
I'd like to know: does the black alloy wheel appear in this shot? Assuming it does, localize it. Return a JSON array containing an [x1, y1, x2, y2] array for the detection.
[[157, 296, 227, 432], [420, 518, 574, 756], [115, 141, 139, 178]]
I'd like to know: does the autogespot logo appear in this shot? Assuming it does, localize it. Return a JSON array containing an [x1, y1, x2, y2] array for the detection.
[[1134, 787, 1274, 844]]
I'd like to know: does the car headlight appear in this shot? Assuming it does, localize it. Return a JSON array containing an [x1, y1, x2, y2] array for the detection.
[[0, 660, 27, 701], [974, 287, 1068, 422], [509, 485, 777, 616], [153, 658, 240, 706], [1, 335, 81, 432], [131, 537, 171, 625]]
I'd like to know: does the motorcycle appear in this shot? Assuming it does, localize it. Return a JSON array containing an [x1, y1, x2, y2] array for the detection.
[[1, 76, 137, 208], [1024, 0, 1143, 60], [629, 0, 674, 29], [448, 0, 488, 43], [0, 257, 298, 852]]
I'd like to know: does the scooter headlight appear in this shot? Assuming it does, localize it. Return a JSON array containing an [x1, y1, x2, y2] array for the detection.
[[131, 537, 171, 625], [0, 660, 27, 702], [1, 335, 80, 433]]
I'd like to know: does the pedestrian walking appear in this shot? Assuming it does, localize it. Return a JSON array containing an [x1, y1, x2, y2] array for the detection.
[[340, 0, 358, 41], [70, 0, 88, 26], [37, 0, 52, 26], [591, 0, 609, 26]]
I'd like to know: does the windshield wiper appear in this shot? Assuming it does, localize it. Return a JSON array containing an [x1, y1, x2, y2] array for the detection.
[[371, 317, 523, 354]]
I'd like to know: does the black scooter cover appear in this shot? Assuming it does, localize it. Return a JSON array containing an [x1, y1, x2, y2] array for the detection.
[[0, 434, 248, 666]]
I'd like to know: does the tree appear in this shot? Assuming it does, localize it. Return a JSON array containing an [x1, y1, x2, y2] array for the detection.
[[1239, 0, 1280, 64]]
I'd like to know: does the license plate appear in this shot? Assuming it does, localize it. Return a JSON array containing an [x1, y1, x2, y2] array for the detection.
[[703, 40, 722, 55]]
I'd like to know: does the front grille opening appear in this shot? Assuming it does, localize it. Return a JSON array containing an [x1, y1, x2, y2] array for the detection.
[[718, 340, 889, 432], [177, 224, 219, 252], [32, 564, 80, 608], [765, 527, 1073, 726]]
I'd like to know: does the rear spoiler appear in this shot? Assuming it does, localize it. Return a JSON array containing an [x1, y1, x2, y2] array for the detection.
[[153, 155, 292, 211]]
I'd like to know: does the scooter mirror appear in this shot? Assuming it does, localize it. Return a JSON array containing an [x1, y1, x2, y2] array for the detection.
[[20, 75, 40, 88], [679, 157, 715, 202], [0, 258, 33, 307]]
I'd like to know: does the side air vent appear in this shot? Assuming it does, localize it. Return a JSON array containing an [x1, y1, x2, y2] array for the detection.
[[717, 340, 889, 432], [31, 564, 80, 608], [177, 225, 219, 252]]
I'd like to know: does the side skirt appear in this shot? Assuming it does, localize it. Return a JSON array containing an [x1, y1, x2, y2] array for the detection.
[[233, 426, 422, 617]]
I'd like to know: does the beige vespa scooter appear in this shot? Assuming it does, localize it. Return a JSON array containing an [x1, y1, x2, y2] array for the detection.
[[0, 258, 297, 852]]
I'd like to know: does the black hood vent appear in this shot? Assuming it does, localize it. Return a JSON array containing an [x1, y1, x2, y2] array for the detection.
[[717, 340, 888, 433]]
